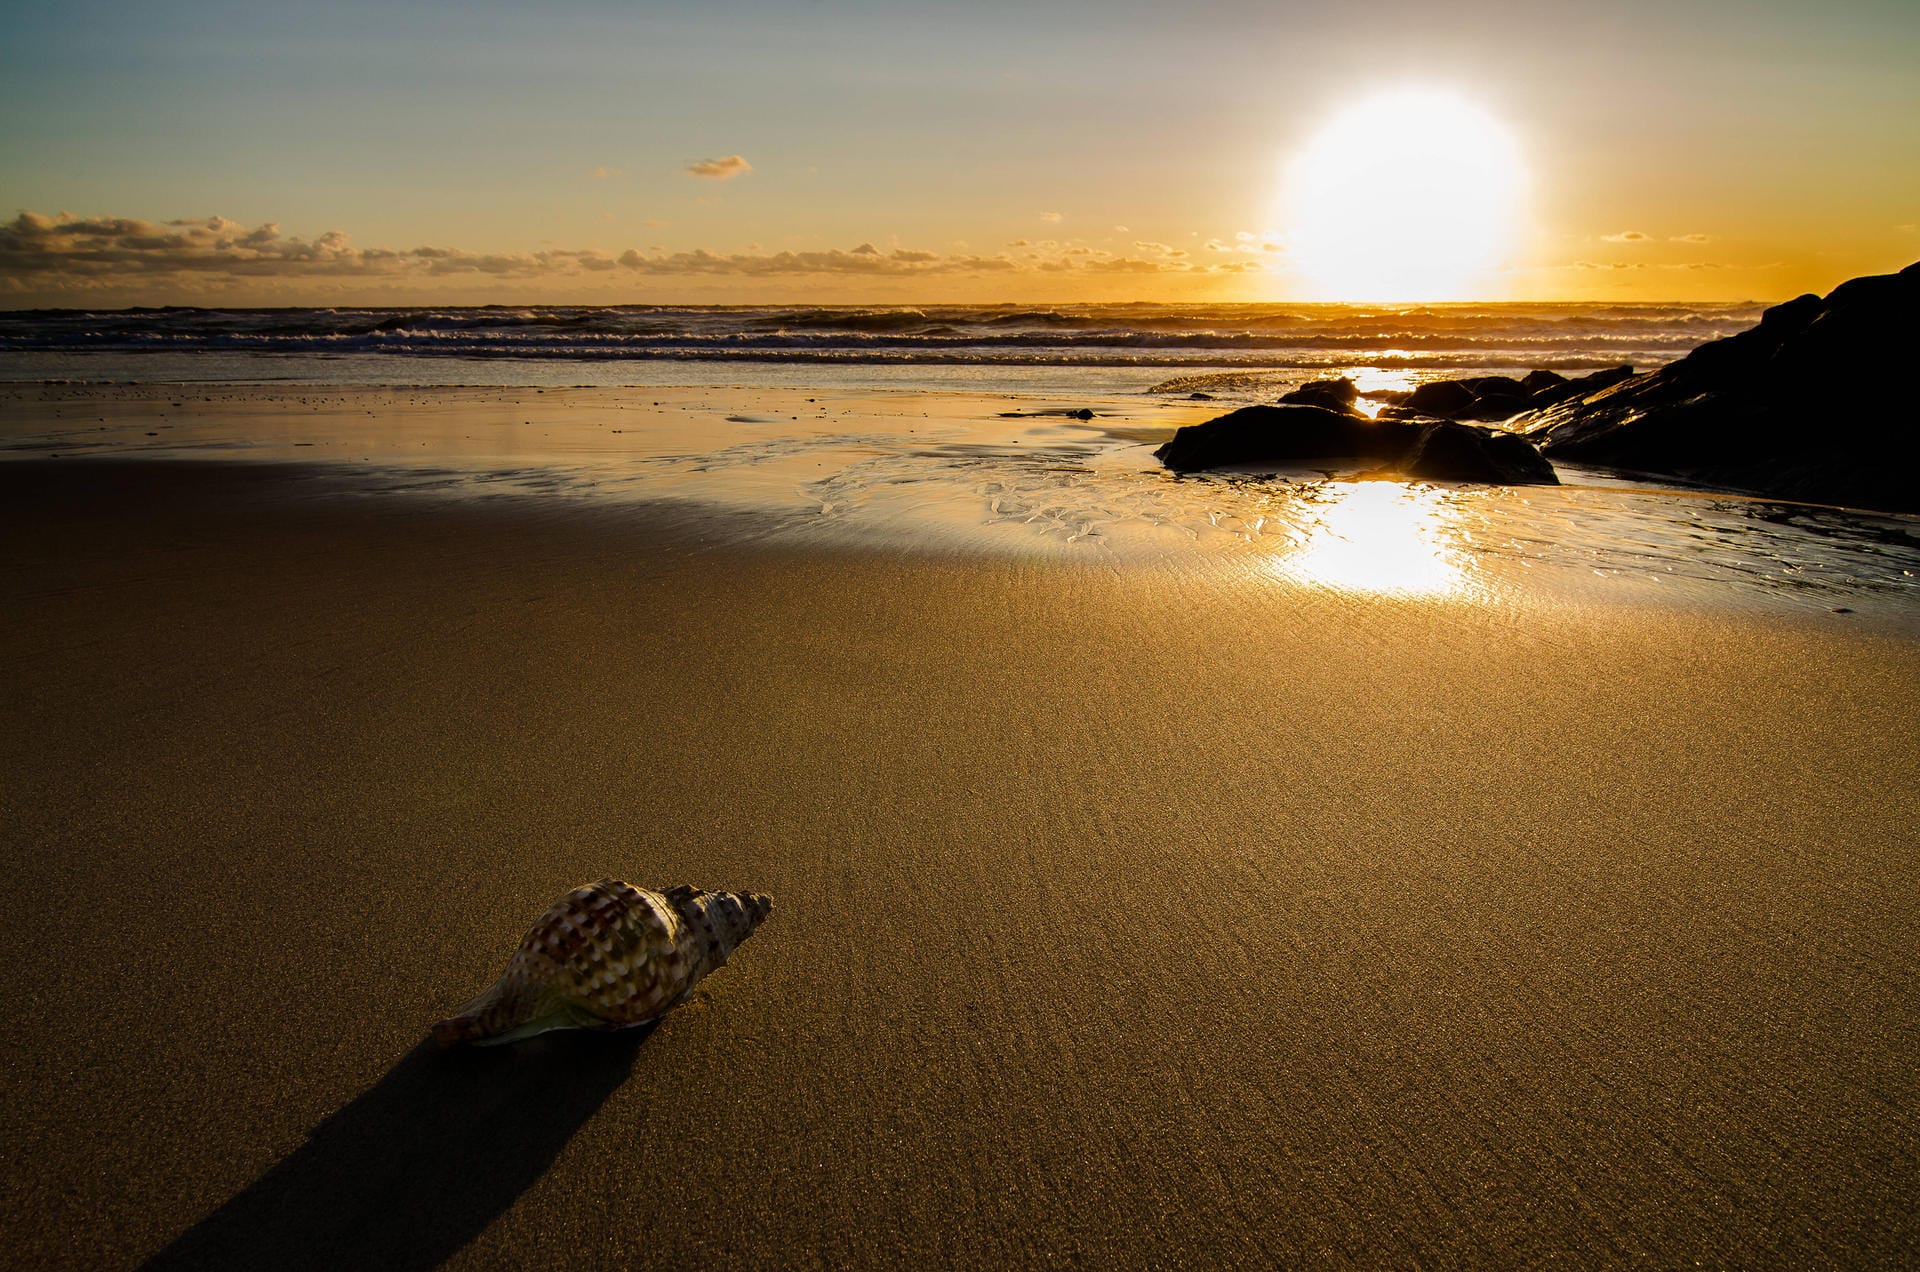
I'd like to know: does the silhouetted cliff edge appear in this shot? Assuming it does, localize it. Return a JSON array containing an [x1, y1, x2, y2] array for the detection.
[[1520, 262, 1920, 512]]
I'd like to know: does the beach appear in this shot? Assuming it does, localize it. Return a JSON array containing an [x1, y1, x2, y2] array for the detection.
[[3, 387, 1918, 1267]]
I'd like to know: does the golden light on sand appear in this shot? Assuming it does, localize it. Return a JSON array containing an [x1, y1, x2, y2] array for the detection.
[[1284, 89, 1525, 302], [1275, 482, 1466, 595]]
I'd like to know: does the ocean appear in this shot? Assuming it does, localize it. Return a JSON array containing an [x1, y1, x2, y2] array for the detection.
[[0, 301, 1762, 395], [3, 300, 1916, 618]]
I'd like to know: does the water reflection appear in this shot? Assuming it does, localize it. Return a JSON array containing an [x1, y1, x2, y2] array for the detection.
[[1271, 481, 1467, 596]]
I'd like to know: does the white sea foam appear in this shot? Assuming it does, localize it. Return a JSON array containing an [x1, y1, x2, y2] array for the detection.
[[0, 300, 1761, 395]]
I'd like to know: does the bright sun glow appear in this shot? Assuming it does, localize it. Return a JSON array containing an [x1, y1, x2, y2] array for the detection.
[[1284, 89, 1526, 303], [1274, 482, 1467, 596]]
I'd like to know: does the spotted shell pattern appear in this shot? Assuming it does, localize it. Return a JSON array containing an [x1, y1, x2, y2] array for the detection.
[[432, 879, 772, 1047]]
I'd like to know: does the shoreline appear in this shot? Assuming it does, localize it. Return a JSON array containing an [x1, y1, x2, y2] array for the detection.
[[5, 381, 1918, 624], [3, 455, 1918, 1266]]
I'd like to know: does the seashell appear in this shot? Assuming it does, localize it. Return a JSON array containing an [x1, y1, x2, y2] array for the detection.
[[432, 879, 772, 1047]]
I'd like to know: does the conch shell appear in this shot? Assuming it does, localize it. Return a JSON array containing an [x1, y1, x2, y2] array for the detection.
[[432, 879, 772, 1046]]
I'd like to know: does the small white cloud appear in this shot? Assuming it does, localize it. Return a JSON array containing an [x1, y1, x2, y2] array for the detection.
[[686, 155, 752, 179], [1601, 230, 1650, 244], [1039, 211, 1063, 223], [589, 166, 622, 179], [1670, 233, 1714, 244]]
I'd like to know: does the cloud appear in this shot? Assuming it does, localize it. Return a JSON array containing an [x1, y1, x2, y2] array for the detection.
[[589, 166, 622, 179], [0, 210, 1264, 294], [686, 155, 752, 179], [1670, 233, 1714, 244], [1600, 231, 1650, 243], [613, 246, 1021, 276], [0, 212, 621, 281], [1570, 258, 1733, 271], [1039, 211, 1062, 223]]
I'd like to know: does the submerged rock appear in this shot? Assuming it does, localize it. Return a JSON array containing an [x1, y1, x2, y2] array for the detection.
[[1520, 262, 1920, 512], [1154, 404, 1557, 485]]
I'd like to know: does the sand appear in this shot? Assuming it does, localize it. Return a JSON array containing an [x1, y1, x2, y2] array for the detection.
[[2, 436, 1918, 1267]]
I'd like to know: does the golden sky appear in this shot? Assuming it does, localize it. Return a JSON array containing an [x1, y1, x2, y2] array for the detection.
[[3, 1, 1916, 305]]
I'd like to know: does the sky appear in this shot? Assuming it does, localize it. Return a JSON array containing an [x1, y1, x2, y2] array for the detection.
[[2, 0, 1916, 306]]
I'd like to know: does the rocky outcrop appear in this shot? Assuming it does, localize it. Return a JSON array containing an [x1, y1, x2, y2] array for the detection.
[[1520, 262, 1920, 512], [1154, 404, 1558, 485], [1377, 367, 1636, 423], [1399, 420, 1559, 485], [1155, 405, 1416, 472], [1277, 377, 1363, 415]]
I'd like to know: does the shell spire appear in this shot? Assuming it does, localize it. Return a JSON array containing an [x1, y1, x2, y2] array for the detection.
[[432, 879, 772, 1047]]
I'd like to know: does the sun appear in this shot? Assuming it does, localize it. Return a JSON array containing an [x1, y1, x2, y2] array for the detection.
[[1283, 89, 1527, 303]]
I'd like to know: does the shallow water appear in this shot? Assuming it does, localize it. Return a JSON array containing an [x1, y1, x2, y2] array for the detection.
[[5, 381, 1913, 623]]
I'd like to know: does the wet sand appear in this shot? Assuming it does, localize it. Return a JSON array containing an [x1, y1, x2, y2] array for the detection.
[[2, 448, 1918, 1268]]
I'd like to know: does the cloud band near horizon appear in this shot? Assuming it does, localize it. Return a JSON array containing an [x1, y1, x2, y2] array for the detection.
[[0, 212, 1268, 295]]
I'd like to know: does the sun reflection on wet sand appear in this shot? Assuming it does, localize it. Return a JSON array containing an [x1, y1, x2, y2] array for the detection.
[[1270, 481, 1468, 596]]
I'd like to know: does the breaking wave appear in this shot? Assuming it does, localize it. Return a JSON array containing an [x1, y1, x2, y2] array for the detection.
[[0, 301, 1758, 372]]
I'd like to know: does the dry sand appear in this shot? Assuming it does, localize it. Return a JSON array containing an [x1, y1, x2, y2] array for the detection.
[[2, 445, 1918, 1268]]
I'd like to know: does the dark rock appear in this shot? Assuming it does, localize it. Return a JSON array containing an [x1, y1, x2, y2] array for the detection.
[[1278, 377, 1362, 415], [1521, 262, 1920, 512], [1154, 404, 1556, 485], [1569, 364, 1635, 394], [1463, 375, 1529, 400], [1377, 368, 1639, 423], [1069, 408, 1095, 420], [1389, 377, 1530, 422], [1521, 365, 1636, 412], [1401, 379, 1477, 418], [1154, 405, 1416, 473], [1401, 421, 1559, 485], [1187, 392, 1216, 400], [1453, 378, 1533, 422]]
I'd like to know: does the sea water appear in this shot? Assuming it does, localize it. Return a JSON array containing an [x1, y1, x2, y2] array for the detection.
[[0, 300, 1755, 396], [1, 303, 1915, 620]]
